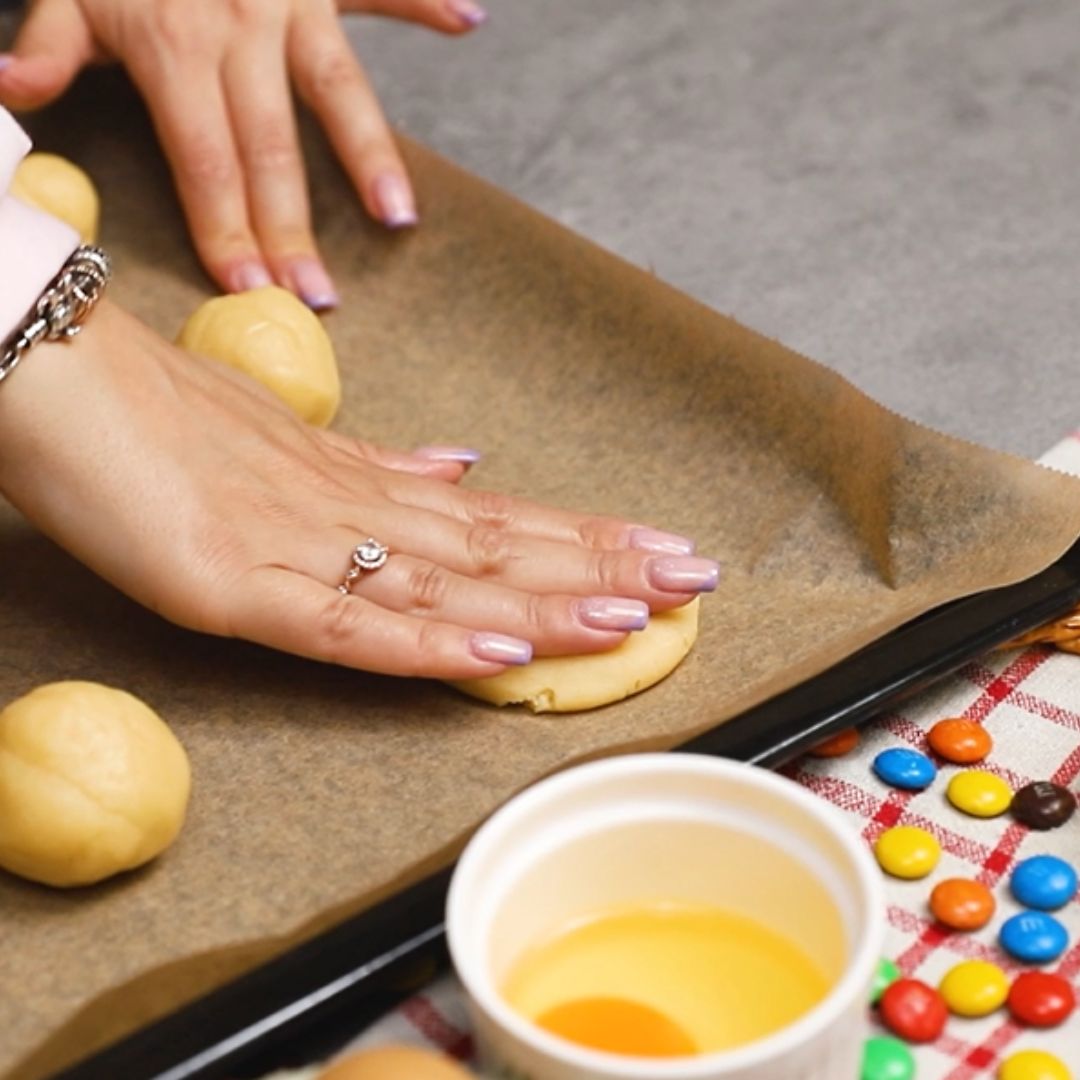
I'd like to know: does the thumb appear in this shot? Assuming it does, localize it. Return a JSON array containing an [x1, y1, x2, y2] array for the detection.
[[0, 0, 96, 110]]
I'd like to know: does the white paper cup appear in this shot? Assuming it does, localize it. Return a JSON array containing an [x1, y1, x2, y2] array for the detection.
[[447, 754, 884, 1080]]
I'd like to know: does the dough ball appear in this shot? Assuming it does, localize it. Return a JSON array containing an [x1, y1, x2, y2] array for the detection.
[[0, 681, 191, 888], [317, 1045, 473, 1080], [451, 598, 700, 713], [11, 152, 100, 244], [177, 285, 341, 427]]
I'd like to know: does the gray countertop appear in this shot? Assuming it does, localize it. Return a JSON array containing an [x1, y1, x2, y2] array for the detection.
[[351, 0, 1080, 458]]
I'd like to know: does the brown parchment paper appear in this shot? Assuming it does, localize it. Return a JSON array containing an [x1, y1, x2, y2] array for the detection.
[[6, 71, 1080, 1079]]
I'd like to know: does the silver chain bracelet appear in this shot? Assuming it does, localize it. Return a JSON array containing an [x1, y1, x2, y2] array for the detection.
[[0, 245, 112, 386]]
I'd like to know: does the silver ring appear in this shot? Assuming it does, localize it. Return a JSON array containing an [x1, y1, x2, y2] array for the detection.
[[338, 537, 389, 594]]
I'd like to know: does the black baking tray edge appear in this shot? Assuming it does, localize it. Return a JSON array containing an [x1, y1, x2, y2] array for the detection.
[[51, 540, 1080, 1080]]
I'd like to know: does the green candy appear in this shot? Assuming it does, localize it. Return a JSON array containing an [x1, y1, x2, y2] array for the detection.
[[862, 1036, 916, 1080], [870, 957, 901, 1004]]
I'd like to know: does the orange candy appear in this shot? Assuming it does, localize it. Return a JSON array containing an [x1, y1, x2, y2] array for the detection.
[[809, 728, 860, 758], [927, 718, 992, 764], [929, 878, 996, 931]]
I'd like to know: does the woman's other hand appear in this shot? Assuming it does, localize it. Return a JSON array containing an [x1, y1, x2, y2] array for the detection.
[[0, 0, 486, 308]]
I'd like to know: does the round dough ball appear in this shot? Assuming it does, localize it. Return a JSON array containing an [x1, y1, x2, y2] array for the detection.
[[0, 681, 191, 887], [11, 152, 100, 244], [177, 285, 341, 427], [451, 597, 700, 713], [317, 1046, 473, 1080]]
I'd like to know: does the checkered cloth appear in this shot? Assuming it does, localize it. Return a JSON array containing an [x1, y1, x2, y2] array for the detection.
[[280, 434, 1080, 1079]]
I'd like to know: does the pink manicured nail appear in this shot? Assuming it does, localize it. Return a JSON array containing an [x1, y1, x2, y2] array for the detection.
[[284, 257, 340, 311], [226, 260, 273, 293], [470, 632, 533, 665], [628, 527, 697, 555], [372, 174, 419, 229], [412, 446, 483, 467], [575, 597, 649, 632], [445, 0, 489, 27], [646, 556, 720, 593]]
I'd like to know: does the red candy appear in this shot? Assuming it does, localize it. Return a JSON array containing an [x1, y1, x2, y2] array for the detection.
[[1007, 971, 1076, 1027], [927, 718, 992, 764], [879, 978, 948, 1042]]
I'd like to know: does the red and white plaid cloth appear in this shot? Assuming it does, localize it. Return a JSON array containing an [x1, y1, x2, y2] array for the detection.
[[279, 434, 1080, 1080]]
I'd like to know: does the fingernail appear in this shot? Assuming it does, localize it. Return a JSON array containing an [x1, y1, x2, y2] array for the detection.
[[628, 527, 697, 555], [470, 632, 533, 665], [445, 0, 489, 27], [575, 597, 649, 632], [647, 556, 720, 593], [412, 445, 483, 468], [226, 260, 273, 293], [284, 257, 340, 311], [372, 173, 419, 229]]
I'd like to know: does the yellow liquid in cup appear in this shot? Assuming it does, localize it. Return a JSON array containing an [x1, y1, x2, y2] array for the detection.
[[502, 902, 833, 1058]]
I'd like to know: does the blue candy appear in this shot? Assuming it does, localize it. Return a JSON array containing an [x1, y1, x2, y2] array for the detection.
[[872, 748, 937, 791], [1010, 855, 1079, 911], [999, 910, 1069, 964]]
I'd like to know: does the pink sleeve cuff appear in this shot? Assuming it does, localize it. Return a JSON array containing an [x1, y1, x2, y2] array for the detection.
[[0, 197, 80, 344], [0, 107, 80, 345], [0, 107, 31, 193]]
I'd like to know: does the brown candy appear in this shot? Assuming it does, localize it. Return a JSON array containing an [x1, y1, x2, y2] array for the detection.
[[1011, 782, 1076, 830]]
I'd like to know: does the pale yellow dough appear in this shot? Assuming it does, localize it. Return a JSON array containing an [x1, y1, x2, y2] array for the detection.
[[317, 1046, 472, 1080], [177, 285, 342, 427], [452, 598, 700, 713], [11, 152, 100, 244], [0, 681, 191, 888]]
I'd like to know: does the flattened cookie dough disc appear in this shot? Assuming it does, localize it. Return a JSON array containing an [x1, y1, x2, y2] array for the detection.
[[451, 598, 700, 713]]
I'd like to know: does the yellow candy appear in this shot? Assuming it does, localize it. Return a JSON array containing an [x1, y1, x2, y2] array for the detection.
[[946, 770, 1013, 818], [939, 959, 1008, 1017], [998, 1049, 1073, 1080], [874, 825, 941, 879]]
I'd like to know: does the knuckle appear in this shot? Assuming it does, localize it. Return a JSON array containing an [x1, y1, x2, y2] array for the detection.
[[406, 618, 444, 676], [577, 515, 621, 550], [305, 51, 362, 102], [466, 489, 516, 530], [403, 562, 449, 614], [523, 592, 548, 634], [177, 135, 238, 188], [590, 550, 623, 594], [247, 128, 302, 174], [465, 524, 512, 577], [133, 0, 208, 56], [315, 592, 367, 660]]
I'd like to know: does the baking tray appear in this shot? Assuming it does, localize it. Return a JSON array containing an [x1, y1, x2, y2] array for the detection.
[[51, 539, 1080, 1080]]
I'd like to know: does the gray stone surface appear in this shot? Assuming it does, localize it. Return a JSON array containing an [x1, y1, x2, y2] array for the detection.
[[350, 0, 1080, 458]]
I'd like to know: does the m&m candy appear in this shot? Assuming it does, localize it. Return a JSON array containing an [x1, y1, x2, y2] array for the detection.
[[879, 978, 948, 1042], [938, 959, 1009, 1017], [1011, 781, 1077, 830], [1007, 971, 1076, 1027], [1010, 854, 1078, 911], [946, 770, 1013, 817], [927, 717, 992, 763], [809, 727, 860, 757], [870, 957, 901, 1004], [874, 826, 941, 879], [999, 911, 1069, 964], [929, 878, 995, 930], [861, 1035, 915, 1080], [997, 1049, 1073, 1080], [873, 748, 937, 790]]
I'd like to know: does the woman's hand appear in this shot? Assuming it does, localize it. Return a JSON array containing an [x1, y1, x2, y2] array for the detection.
[[0, 0, 485, 307], [0, 303, 719, 679]]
